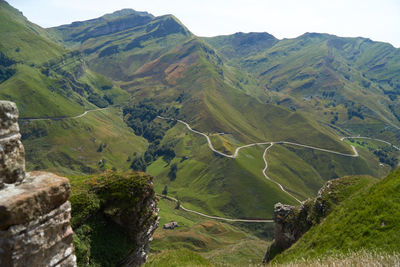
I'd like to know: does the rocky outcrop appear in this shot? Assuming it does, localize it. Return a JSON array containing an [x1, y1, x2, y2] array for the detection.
[[263, 202, 313, 263], [163, 221, 179, 230], [263, 176, 367, 263], [0, 100, 76, 267]]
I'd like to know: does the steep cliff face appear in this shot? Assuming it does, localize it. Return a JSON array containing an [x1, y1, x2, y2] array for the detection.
[[0, 101, 76, 266], [70, 171, 159, 266]]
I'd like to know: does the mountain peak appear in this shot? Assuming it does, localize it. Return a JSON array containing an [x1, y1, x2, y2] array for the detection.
[[102, 8, 154, 20]]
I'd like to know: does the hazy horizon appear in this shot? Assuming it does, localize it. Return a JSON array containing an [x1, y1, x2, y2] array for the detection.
[[7, 0, 400, 48]]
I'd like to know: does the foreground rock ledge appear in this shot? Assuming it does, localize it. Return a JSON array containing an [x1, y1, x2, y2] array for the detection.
[[0, 171, 71, 230], [0, 172, 76, 267]]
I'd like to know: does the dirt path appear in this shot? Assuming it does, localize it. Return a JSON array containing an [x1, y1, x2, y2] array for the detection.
[[158, 194, 274, 223], [20, 108, 108, 121], [157, 116, 359, 204], [341, 136, 400, 151], [261, 143, 302, 203]]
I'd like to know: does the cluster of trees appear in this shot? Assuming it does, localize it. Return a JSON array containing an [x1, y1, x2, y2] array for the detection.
[[88, 93, 110, 108], [123, 102, 165, 141], [347, 107, 364, 120], [373, 149, 398, 168], [0, 52, 16, 83], [322, 91, 335, 99], [168, 163, 178, 181], [124, 101, 177, 172], [130, 143, 175, 171], [331, 113, 339, 125], [97, 143, 107, 152]]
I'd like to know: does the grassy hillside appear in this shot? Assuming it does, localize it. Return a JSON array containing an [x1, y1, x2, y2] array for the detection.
[[148, 196, 269, 266], [205, 33, 400, 145], [50, 11, 192, 82], [51, 12, 353, 153], [144, 119, 383, 221], [0, 1, 127, 118], [272, 168, 400, 264], [21, 107, 147, 175], [266, 143, 386, 200], [47, 11, 387, 220], [0, 1, 142, 175]]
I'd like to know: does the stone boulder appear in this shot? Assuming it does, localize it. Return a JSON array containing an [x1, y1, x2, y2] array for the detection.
[[163, 221, 179, 230]]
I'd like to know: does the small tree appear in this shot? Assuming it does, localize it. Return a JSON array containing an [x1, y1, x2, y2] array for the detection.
[[168, 163, 178, 181], [175, 199, 181, 210], [97, 143, 103, 152], [162, 185, 168, 197]]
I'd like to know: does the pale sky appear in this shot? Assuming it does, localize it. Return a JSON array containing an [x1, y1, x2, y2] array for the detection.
[[8, 0, 400, 47]]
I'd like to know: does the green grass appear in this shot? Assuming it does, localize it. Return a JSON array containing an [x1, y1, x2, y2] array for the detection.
[[145, 249, 212, 267], [0, 64, 86, 118], [205, 32, 400, 144], [22, 107, 147, 175], [149, 196, 270, 266], [0, 2, 128, 118], [270, 250, 400, 267], [266, 143, 385, 200], [272, 168, 400, 263], [147, 123, 298, 221]]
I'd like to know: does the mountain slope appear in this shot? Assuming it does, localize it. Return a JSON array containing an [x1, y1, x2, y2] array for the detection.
[[51, 12, 353, 152], [205, 33, 400, 144], [0, 1, 128, 118], [0, 1, 147, 175], [48, 10, 387, 220]]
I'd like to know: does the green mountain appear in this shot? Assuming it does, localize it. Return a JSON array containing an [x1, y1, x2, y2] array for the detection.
[[205, 32, 400, 144], [0, 1, 129, 118], [0, 1, 146, 175], [2, 2, 389, 219], [45, 9, 390, 221]]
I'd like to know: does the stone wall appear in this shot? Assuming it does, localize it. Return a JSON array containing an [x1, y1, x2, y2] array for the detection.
[[0, 101, 76, 267]]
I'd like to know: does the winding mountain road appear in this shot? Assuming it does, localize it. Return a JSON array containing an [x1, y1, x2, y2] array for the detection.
[[341, 136, 400, 151], [158, 115, 358, 204], [158, 194, 274, 223], [157, 116, 400, 222], [20, 108, 108, 121]]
